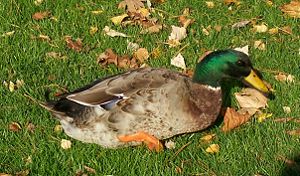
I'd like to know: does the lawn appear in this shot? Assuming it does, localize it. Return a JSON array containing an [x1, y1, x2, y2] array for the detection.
[[1, 0, 300, 175]]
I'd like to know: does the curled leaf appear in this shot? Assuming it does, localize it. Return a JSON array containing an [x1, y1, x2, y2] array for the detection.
[[9, 122, 21, 132], [111, 14, 128, 25], [222, 108, 251, 132], [205, 144, 220, 154]]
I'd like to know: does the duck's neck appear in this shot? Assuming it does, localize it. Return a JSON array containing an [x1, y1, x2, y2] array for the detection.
[[192, 61, 223, 88]]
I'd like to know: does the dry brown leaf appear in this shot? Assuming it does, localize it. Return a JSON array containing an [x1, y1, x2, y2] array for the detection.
[[280, 26, 293, 35], [133, 48, 149, 63], [64, 36, 83, 52], [178, 16, 194, 28], [214, 25, 222, 32], [254, 40, 266, 50], [287, 129, 300, 135], [84, 165, 96, 174], [224, 0, 240, 5], [32, 11, 50, 20], [280, 1, 300, 18], [274, 72, 295, 83], [103, 26, 128, 37], [140, 24, 162, 34], [231, 20, 250, 29], [9, 122, 21, 132], [182, 69, 194, 78], [111, 14, 128, 25], [205, 144, 220, 154], [118, 0, 145, 13], [118, 55, 131, 68], [222, 108, 251, 132]]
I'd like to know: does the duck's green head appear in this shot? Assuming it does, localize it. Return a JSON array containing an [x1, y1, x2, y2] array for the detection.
[[193, 49, 270, 93]]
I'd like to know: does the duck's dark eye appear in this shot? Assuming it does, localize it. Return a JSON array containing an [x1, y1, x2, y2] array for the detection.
[[236, 60, 246, 67]]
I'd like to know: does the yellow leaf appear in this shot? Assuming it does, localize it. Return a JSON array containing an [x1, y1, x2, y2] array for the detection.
[[205, 144, 220, 154], [111, 14, 128, 25], [268, 28, 279, 34], [133, 48, 149, 63], [9, 81, 14, 92], [254, 40, 266, 50], [61, 139, 72, 149], [89, 26, 98, 35], [139, 8, 150, 17], [91, 10, 103, 14], [253, 24, 268, 33], [206, 1, 215, 8], [201, 133, 216, 141], [257, 113, 272, 123]]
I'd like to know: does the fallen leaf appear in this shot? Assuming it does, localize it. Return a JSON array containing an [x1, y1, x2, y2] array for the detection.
[[103, 26, 128, 37], [175, 166, 182, 174], [206, 1, 215, 8], [15, 79, 24, 89], [280, 1, 300, 18], [254, 40, 266, 50], [253, 24, 268, 33], [283, 106, 291, 114], [9, 122, 21, 132], [2, 31, 15, 37], [140, 24, 162, 34], [165, 140, 176, 149], [205, 144, 220, 154], [46, 52, 68, 60], [151, 47, 161, 58], [231, 20, 250, 29], [266, 0, 273, 6], [38, 34, 50, 41], [171, 53, 186, 70], [32, 11, 50, 20], [234, 88, 268, 116], [273, 117, 294, 122], [127, 41, 139, 51], [280, 26, 293, 35], [167, 39, 181, 47], [84, 165, 96, 174], [168, 25, 187, 41], [26, 123, 35, 133], [91, 10, 103, 14], [234, 45, 249, 55], [274, 72, 295, 83], [268, 28, 279, 34], [256, 112, 272, 122], [133, 48, 149, 63], [89, 26, 98, 35], [139, 7, 150, 17], [200, 133, 216, 142], [25, 156, 32, 165], [3, 80, 8, 87], [54, 124, 63, 133], [118, 55, 131, 68], [0, 174, 12, 176], [9, 81, 14, 92], [61, 139, 72, 149], [287, 129, 300, 136], [222, 108, 251, 132], [118, 0, 145, 13], [111, 14, 128, 25], [64, 36, 83, 52], [34, 0, 43, 6], [224, 0, 241, 5], [202, 27, 210, 36], [214, 25, 222, 32], [15, 170, 29, 176]]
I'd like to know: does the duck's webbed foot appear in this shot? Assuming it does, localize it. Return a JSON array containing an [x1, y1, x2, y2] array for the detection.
[[118, 131, 163, 152]]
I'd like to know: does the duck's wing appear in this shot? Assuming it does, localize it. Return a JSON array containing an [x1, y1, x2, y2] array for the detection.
[[66, 68, 183, 108]]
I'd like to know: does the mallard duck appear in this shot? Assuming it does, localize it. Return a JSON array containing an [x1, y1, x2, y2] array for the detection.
[[41, 49, 270, 152]]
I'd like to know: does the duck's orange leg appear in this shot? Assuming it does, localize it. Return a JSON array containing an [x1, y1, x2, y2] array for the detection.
[[118, 131, 163, 152]]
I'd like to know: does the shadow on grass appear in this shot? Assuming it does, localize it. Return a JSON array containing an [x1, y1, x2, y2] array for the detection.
[[281, 154, 300, 176]]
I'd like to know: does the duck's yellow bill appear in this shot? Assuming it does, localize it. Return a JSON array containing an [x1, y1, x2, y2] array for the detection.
[[244, 69, 269, 93]]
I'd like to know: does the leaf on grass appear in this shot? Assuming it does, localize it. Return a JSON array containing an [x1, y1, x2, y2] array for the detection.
[[274, 72, 295, 83], [287, 129, 300, 136], [9, 122, 21, 132], [127, 41, 139, 51], [2, 31, 15, 37], [178, 15, 194, 28], [201, 133, 216, 142], [46, 52, 68, 60], [205, 1, 215, 8], [89, 26, 98, 35], [234, 88, 268, 116], [214, 25, 222, 32], [140, 24, 162, 34], [133, 48, 149, 63], [54, 125, 63, 133], [171, 53, 186, 70], [205, 144, 220, 154], [222, 108, 251, 132], [254, 40, 266, 50], [165, 140, 176, 149], [151, 47, 162, 58], [118, 0, 145, 13], [111, 14, 128, 25], [268, 28, 279, 34], [103, 26, 128, 37], [234, 45, 249, 55], [34, 0, 43, 6], [167, 26, 187, 47], [253, 24, 268, 33], [64, 36, 83, 52], [9, 81, 15, 92], [280, 26, 293, 35], [224, 0, 241, 5], [256, 112, 272, 122], [83, 165, 96, 174], [232, 20, 250, 29], [91, 10, 103, 15], [280, 1, 300, 18], [61, 139, 72, 149], [32, 11, 50, 20], [283, 106, 291, 114], [38, 34, 51, 41], [26, 123, 35, 133], [15, 170, 29, 176]]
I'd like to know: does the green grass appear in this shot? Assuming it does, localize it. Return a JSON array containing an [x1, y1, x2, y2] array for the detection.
[[1, 0, 300, 175]]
